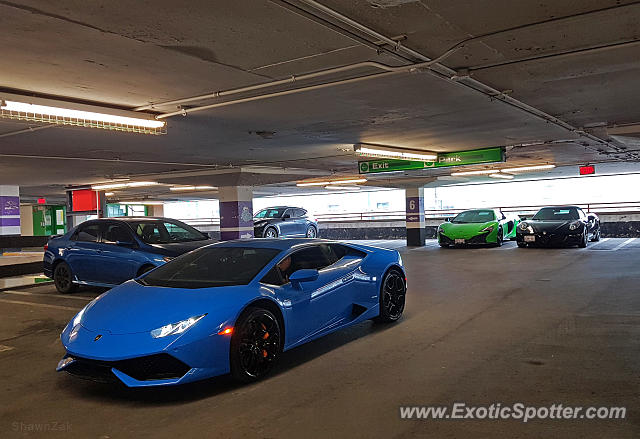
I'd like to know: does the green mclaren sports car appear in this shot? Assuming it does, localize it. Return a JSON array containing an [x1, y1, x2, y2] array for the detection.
[[438, 209, 520, 247]]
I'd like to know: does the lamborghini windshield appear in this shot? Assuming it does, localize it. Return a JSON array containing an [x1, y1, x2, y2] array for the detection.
[[139, 246, 281, 289], [533, 207, 580, 221], [451, 210, 496, 224]]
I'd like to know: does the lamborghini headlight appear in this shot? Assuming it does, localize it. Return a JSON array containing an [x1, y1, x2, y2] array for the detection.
[[568, 221, 581, 231], [518, 222, 529, 231], [151, 314, 206, 338], [481, 225, 494, 233]]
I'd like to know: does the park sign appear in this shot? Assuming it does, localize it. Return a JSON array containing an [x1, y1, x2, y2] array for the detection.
[[358, 146, 504, 174]]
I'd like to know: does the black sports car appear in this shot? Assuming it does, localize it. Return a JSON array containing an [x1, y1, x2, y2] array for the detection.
[[516, 206, 600, 248], [253, 206, 318, 238]]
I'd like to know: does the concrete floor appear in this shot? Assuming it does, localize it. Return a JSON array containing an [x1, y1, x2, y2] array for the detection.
[[0, 239, 639, 438]]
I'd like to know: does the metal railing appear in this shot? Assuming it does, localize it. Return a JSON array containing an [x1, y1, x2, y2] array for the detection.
[[175, 201, 640, 227]]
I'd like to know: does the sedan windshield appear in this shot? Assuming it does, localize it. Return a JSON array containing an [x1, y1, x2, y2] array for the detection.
[[451, 210, 495, 223], [129, 220, 208, 244], [140, 246, 281, 289], [533, 207, 580, 221], [254, 208, 286, 219]]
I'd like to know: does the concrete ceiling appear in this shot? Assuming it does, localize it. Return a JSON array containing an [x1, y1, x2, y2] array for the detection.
[[2, 0, 640, 199]]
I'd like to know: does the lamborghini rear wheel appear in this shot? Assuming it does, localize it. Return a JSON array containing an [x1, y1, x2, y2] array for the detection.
[[230, 307, 282, 383], [375, 268, 406, 322]]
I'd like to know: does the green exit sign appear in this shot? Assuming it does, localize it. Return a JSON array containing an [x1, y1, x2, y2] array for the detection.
[[358, 147, 504, 174]]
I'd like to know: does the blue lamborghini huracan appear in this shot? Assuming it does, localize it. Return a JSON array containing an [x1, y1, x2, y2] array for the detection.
[[57, 239, 406, 386]]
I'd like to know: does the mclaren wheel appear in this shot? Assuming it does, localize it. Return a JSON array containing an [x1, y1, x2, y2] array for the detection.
[[375, 268, 406, 323], [264, 227, 278, 238], [53, 262, 77, 294], [230, 307, 282, 383], [495, 226, 504, 247], [306, 226, 317, 238]]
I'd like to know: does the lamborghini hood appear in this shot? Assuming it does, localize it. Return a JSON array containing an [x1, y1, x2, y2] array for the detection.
[[79, 280, 242, 335]]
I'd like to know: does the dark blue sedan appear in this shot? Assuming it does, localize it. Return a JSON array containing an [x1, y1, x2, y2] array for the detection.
[[44, 217, 211, 293], [253, 206, 318, 238]]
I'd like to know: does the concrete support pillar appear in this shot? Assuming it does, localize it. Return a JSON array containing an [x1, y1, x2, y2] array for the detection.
[[405, 187, 425, 246], [219, 186, 254, 240], [0, 185, 21, 236], [151, 204, 164, 217]]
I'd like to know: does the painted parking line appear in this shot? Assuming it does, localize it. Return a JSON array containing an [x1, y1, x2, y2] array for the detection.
[[611, 238, 636, 251], [0, 345, 14, 353], [1, 290, 94, 301], [0, 298, 80, 311], [588, 237, 610, 247]]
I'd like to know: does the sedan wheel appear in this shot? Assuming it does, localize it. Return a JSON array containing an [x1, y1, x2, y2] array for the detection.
[[306, 226, 317, 238], [264, 228, 278, 238], [230, 307, 282, 383], [376, 269, 406, 322], [53, 262, 77, 294]]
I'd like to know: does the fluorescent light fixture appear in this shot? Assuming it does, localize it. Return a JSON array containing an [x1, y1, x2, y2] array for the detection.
[[325, 185, 361, 190], [169, 186, 218, 191], [501, 164, 556, 173], [0, 93, 166, 135], [488, 173, 514, 180], [91, 181, 158, 190], [450, 169, 498, 176], [104, 192, 115, 197], [354, 144, 437, 162], [118, 200, 165, 205], [297, 177, 367, 187]]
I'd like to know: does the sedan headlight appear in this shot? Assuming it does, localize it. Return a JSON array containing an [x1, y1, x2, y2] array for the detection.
[[518, 222, 529, 231], [151, 314, 206, 338], [568, 221, 581, 231]]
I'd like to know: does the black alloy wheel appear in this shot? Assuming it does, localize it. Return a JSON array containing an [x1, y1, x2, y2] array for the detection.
[[592, 229, 601, 242], [495, 226, 504, 247], [230, 307, 282, 382], [579, 226, 588, 248], [54, 262, 77, 294], [264, 227, 278, 238], [376, 269, 406, 322]]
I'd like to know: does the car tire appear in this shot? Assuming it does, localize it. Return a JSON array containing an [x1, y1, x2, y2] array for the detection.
[[53, 262, 77, 294], [375, 268, 406, 323], [579, 228, 588, 248], [230, 306, 282, 383], [264, 227, 278, 238], [439, 243, 449, 248], [592, 229, 601, 242], [137, 264, 155, 277], [517, 242, 527, 248], [305, 225, 317, 238], [495, 227, 503, 247]]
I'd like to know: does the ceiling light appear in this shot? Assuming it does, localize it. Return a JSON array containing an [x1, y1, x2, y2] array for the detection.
[[104, 192, 115, 197], [297, 177, 367, 187], [91, 181, 158, 190], [450, 169, 498, 176], [169, 186, 218, 191], [354, 144, 437, 162], [0, 93, 165, 134], [488, 173, 514, 180], [501, 164, 556, 173], [325, 185, 361, 190], [118, 201, 165, 205]]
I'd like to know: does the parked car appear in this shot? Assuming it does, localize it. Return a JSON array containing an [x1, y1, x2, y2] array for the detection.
[[56, 239, 406, 386], [438, 209, 520, 247], [253, 206, 318, 238], [516, 206, 600, 248], [44, 217, 212, 293]]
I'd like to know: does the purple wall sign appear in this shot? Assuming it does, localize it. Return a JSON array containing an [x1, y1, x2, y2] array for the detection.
[[0, 196, 20, 216], [406, 196, 424, 223], [220, 200, 254, 240]]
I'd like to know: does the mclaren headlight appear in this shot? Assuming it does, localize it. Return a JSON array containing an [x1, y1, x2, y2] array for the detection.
[[151, 314, 206, 338], [568, 221, 581, 231], [481, 225, 494, 233], [518, 222, 529, 231]]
